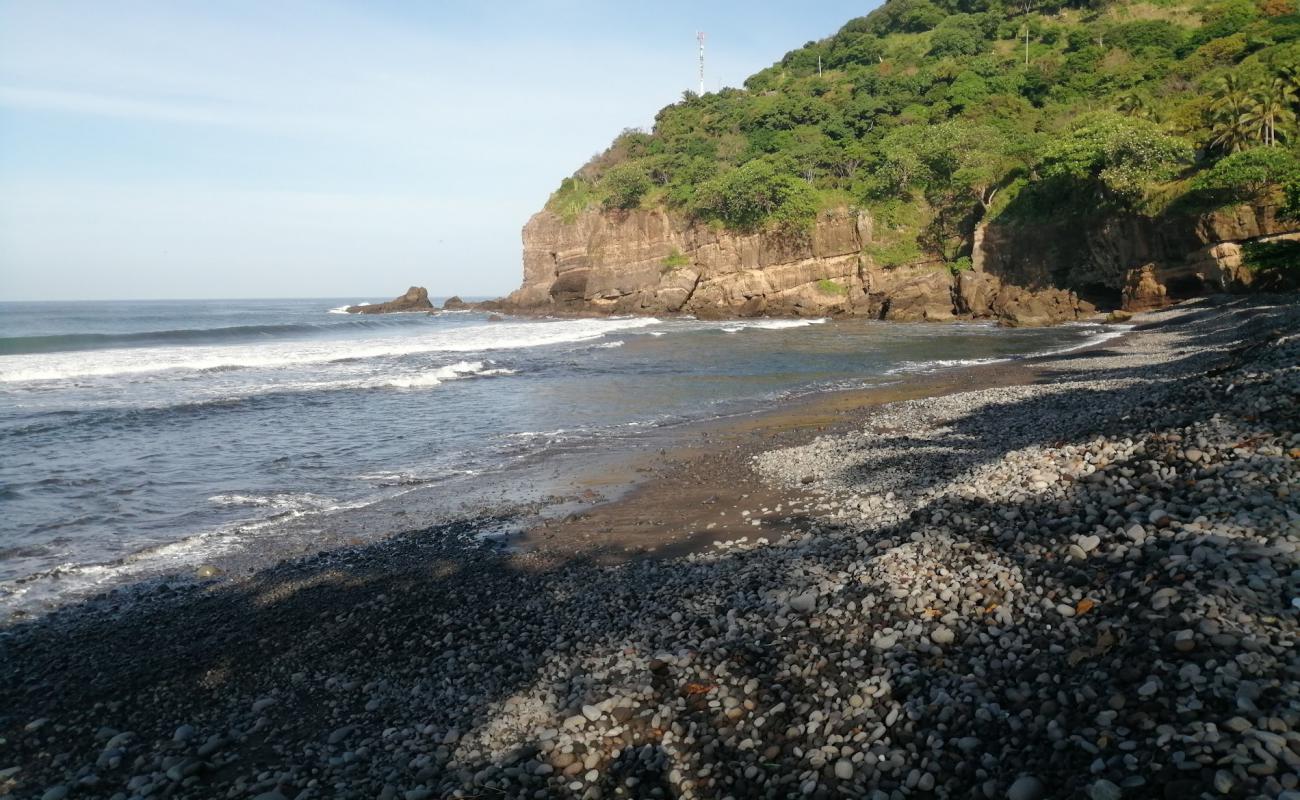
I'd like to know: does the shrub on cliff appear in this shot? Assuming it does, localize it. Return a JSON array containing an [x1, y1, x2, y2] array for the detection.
[[1037, 114, 1193, 208], [693, 160, 819, 232], [1193, 147, 1300, 201], [1283, 177, 1300, 219], [600, 164, 653, 210]]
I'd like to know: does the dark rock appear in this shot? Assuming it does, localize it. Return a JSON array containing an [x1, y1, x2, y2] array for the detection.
[[347, 287, 434, 314], [956, 271, 1001, 317], [992, 285, 1090, 327], [1121, 264, 1171, 312], [880, 270, 956, 322]]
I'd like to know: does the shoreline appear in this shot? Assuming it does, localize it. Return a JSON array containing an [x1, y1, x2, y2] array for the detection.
[[2, 296, 1296, 800], [0, 316, 1122, 621]]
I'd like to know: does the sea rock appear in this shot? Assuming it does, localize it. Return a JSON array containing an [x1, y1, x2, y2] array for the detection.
[[874, 267, 956, 322], [1121, 264, 1169, 313], [992, 285, 1092, 327], [442, 295, 470, 311], [955, 270, 1001, 317], [347, 287, 435, 314]]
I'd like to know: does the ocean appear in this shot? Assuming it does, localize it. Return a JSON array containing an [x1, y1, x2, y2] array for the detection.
[[0, 298, 1122, 616]]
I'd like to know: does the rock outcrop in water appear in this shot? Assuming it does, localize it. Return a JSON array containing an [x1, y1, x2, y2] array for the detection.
[[504, 207, 1095, 326], [347, 287, 435, 314], [501, 202, 1297, 323]]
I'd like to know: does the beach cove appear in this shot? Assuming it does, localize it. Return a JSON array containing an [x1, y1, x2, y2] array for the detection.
[[2, 295, 1296, 799]]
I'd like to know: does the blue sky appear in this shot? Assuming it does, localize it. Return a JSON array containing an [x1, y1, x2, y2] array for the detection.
[[0, 1, 874, 301]]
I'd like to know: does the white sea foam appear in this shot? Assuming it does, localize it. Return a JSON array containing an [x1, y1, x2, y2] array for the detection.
[[382, 360, 494, 389], [720, 318, 826, 333], [327, 305, 352, 314], [597, 340, 625, 348], [887, 356, 1012, 375], [885, 325, 1132, 375], [0, 318, 661, 383], [1040, 325, 1131, 356]]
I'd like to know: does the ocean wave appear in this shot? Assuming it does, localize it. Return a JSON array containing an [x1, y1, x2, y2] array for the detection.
[[0, 315, 436, 357], [1039, 325, 1131, 356], [720, 318, 827, 333], [883, 325, 1132, 375], [0, 317, 661, 383], [380, 360, 515, 389], [886, 356, 1012, 375], [208, 491, 338, 510]]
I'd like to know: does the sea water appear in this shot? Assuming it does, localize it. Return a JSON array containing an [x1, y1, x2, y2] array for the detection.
[[0, 298, 1121, 615]]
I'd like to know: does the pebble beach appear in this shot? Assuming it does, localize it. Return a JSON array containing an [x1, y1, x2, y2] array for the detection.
[[2, 295, 1298, 800]]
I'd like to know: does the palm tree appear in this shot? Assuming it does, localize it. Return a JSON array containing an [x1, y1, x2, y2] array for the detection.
[[1209, 74, 1261, 153], [1247, 78, 1297, 146], [1116, 89, 1153, 119], [1281, 64, 1300, 99]]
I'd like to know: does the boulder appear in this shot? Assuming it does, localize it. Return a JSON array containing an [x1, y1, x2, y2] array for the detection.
[[442, 295, 470, 311], [992, 286, 1091, 327], [879, 270, 956, 322], [347, 287, 434, 314], [1120, 264, 1170, 312], [955, 271, 1001, 317]]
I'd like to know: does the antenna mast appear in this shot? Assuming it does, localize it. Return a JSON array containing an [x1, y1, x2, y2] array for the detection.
[[697, 31, 706, 95]]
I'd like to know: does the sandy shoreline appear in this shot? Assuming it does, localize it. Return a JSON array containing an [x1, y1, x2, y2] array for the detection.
[[2, 296, 1296, 800]]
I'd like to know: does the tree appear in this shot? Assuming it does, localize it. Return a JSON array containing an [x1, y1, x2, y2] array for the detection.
[[1039, 113, 1192, 206], [1247, 77, 1297, 147], [1193, 147, 1300, 200], [947, 71, 991, 110], [694, 160, 820, 231], [1283, 179, 1300, 219], [1116, 89, 1155, 119], [1209, 73, 1262, 153], [930, 21, 984, 57], [599, 164, 652, 210]]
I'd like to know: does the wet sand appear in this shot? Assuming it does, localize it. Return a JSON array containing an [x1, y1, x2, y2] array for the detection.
[[511, 357, 1048, 566]]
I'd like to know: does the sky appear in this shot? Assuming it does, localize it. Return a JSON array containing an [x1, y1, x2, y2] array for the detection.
[[0, 1, 874, 301]]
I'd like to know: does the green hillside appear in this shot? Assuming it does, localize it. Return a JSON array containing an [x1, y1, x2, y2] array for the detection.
[[547, 0, 1300, 270]]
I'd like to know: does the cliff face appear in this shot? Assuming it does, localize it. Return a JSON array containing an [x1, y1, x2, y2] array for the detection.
[[510, 207, 869, 318], [975, 204, 1300, 311], [508, 206, 1096, 324], [506, 202, 1298, 323]]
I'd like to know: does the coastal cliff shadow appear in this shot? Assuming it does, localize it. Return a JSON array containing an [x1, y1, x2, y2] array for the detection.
[[1, 295, 1294, 800]]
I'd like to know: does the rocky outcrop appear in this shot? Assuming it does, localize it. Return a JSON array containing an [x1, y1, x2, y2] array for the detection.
[[442, 296, 469, 311], [1120, 264, 1170, 313], [975, 204, 1300, 311], [509, 207, 868, 318], [955, 270, 1095, 327], [507, 206, 1094, 325], [348, 287, 434, 314], [506, 205, 1139, 325]]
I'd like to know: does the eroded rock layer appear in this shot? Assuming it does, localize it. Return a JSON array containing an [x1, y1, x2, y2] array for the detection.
[[507, 208, 1093, 326], [975, 205, 1300, 312], [505, 203, 1297, 324]]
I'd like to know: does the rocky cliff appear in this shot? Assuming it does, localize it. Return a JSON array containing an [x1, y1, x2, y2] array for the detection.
[[506, 207, 1095, 325], [975, 204, 1300, 312], [504, 202, 1298, 324]]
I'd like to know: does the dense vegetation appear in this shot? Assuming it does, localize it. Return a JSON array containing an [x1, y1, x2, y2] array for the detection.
[[547, 0, 1300, 269]]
